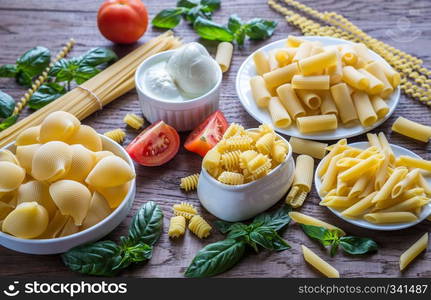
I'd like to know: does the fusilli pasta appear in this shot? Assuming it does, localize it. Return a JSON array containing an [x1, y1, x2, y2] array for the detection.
[[168, 215, 186, 238], [180, 173, 199, 191], [188, 215, 212, 239]]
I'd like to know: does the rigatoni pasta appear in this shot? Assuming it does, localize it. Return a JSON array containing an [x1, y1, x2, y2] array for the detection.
[[268, 97, 291, 128], [250, 76, 271, 108], [215, 42, 233, 72], [296, 115, 338, 134], [392, 117, 431, 142], [289, 137, 327, 159]]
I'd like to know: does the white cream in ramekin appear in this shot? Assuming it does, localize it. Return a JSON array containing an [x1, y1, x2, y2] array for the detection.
[[135, 49, 222, 132], [197, 130, 295, 222]]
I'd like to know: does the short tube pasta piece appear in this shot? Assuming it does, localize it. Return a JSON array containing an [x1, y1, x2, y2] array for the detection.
[[396, 156, 431, 172], [263, 63, 299, 89], [168, 216, 186, 238], [289, 211, 345, 235], [253, 51, 270, 75], [330, 83, 358, 124], [297, 49, 337, 76], [268, 97, 292, 128], [276, 84, 306, 120], [296, 115, 338, 134], [291, 75, 330, 90], [370, 96, 389, 118], [275, 49, 291, 67], [375, 61, 401, 88], [352, 43, 374, 64], [286, 35, 305, 47], [320, 91, 338, 116], [364, 62, 393, 98], [289, 137, 327, 159], [215, 42, 233, 72], [341, 192, 377, 218], [352, 91, 378, 127], [250, 76, 271, 108], [293, 155, 314, 192], [296, 90, 322, 110], [267, 50, 279, 71], [342, 66, 369, 90], [392, 117, 431, 142], [358, 69, 384, 95], [364, 212, 418, 224], [302, 245, 340, 278], [400, 233, 428, 271], [340, 44, 358, 65], [292, 42, 313, 62]]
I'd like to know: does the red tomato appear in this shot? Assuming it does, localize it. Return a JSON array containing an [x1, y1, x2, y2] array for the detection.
[[126, 121, 180, 166], [184, 110, 229, 157], [97, 0, 149, 44]]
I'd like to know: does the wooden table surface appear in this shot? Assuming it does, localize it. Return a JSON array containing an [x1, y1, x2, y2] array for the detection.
[[0, 0, 430, 278]]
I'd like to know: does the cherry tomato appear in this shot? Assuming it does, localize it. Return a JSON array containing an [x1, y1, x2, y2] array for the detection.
[[97, 0, 149, 44], [126, 121, 180, 166], [184, 110, 229, 157]]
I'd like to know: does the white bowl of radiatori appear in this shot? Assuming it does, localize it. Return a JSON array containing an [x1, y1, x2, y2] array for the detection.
[[197, 124, 295, 222], [0, 111, 136, 255]]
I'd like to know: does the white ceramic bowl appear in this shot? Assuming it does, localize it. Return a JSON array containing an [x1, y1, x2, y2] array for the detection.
[[197, 131, 295, 222], [0, 135, 136, 255], [135, 50, 222, 132], [315, 142, 431, 231]]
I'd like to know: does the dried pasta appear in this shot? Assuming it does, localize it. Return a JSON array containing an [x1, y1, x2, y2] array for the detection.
[[400, 233, 428, 271], [180, 173, 199, 191], [188, 215, 212, 239], [289, 137, 327, 159], [215, 42, 233, 72], [173, 202, 198, 220], [392, 117, 431, 142], [104, 128, 126, 144], [123, 113, 144, 130], [168, 215, 186, 238], [302, 245, 340, 278], [286, 155, 314, 208]]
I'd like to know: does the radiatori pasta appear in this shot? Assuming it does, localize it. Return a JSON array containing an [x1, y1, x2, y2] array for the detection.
[[1, 111, 134, 239], [317, 133, 431, 224], [249, 39, 398, 131]]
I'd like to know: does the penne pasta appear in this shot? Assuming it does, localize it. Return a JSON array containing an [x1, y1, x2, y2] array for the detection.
[[301, 245, 340, 278], [364, 212, 418, 224], [349, 172, 371, 199], [372, 167, 408, 208], [417, 174, 431, 196], [396, 156, 431, 173], [352, 91, 378, 127], [381, 195, 428, 213], [339, 154, 383, 182], [215, 42, 233, 72], [318, 139, 347, 177], [289, 137, 328, 159], [341, 191, 377, 218], [268, 97, 292, 128], [296, 115, 338, 134], [392, 169, 420, 198], [291, 75, 330, 90], [253, 51, 270, 75], [320, 153, 345, 194], [392, 117, 431, 143], [250, 76, 271, 108], [378, 132, 395, 163], [366, 133, 382, 149], [330, 83, 358, 124], [374, 149, 391, 190], [289, 211, 345, 235], [276, 84, 306, 120], [400, 233, 428, 271]]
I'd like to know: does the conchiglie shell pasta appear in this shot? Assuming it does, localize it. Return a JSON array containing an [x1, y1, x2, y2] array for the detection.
[[63, 145, 96, 182], [39, 111, 80, 143], [94, 151, 114, 163], [15, 126, 40, 146], [49, 180, 92, 226], [58, 217, 79, 237], [86, 156, 135, 188], [0, 202, 14, 220], [2, 202, 49, 239], [31, 141, 72, 182], [15, 144, 41, 174], [67, 125, 102, 152], [0, 149, 20, 165], [16, 180, 57, 218], [0, 162, 25, 192], [81, 192, 112, 230], [95, 182, 130, 208], [38, 210, 69, 239]]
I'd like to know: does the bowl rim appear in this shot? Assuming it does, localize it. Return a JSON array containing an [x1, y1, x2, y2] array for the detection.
[[0, 134, 136, 244], [134, 49, 223, 107], [200, 128, 293, 191]]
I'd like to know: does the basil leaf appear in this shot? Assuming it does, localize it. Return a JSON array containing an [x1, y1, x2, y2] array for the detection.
[[113, 241, 153, 270], [193, 17, 234, 42], [330, 240, 339, 257], [16, 46, 51, 78], [201, 0, 221, 12], [245, 19, 277, 40], [249, 226, 290, 251], [61, 241, 122, 277], [152, 8, 186, 29], [75, 65, 100, 85], [227, 14, 243, 33], [78, 48, 117, 67], [15, 71, 32, 87], [0, 114, 18, 131], [50, 58, 79, 83], [340, 236, 378, 255], [252, 204, 291, 231], [0, 64, 17, 77], [28, 83, 66, 110], [185, 239, 246, 278], [300, 224, 334, 247], [0, 90, 15, 118], [235, 28, 246, 46], [185, 6, 211, 23], [177, 0, 199, 8], [128, 201, 163, 246], [226, 223, 249, 239], [213, 220, 234, 234], [49, 58, 73, 77]]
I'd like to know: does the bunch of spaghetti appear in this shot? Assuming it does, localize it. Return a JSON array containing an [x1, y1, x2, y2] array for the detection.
[[268, 0, 431, 106], [0, 32, 181, 148]]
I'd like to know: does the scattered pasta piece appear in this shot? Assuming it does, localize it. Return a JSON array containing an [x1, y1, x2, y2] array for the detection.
[[302, 245, 340, 278], [168, 216, 186, 238], [392, 117, 431, 143], [180, 173, 199, 191], [286, 155, 314, 208], [123, 113, 144, 130], [215, 42, 233, 72], [400, 233, 428, 271], [188, 215, 212, 239], [289, 211, 345, 235], [104, 128, 126, 144], [173, 202, 198, 220]]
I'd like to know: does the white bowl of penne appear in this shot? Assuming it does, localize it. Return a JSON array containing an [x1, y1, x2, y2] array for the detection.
[[0, 135, 136, 254], [315, 139, 431, 231], [197, 127, 295, 222], [236, 36, 400, 140]]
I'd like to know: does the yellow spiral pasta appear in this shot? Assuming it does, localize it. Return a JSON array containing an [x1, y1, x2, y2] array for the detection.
[[188, 215, 212, 239], [218, 171, 244, 185], [256, 132, 275, 155], [173, 202, 198, 219], [104, 128, 126, 144], [123, 113, 144, 130], [223, 123, 245, 138], [221, 150, 242, 170], [239, 150, 259, 170], [180, 173, 199, 191], [168, 215, 186, 238], [225, 135, 253, 151]]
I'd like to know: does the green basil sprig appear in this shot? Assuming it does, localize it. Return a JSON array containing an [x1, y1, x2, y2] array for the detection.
[[62, 201, 163, 277], [185, 205, 291, 278], [0, 46, 51, 87], [152, 0, 220, 29], [300, 224, 378, 256], [28, 83, 66, 110]]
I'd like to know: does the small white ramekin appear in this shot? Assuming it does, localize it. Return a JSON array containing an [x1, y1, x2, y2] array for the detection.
[[0, 135, 136, 255], [197, 131, 295, 222], [135, 50, 222, 132]]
